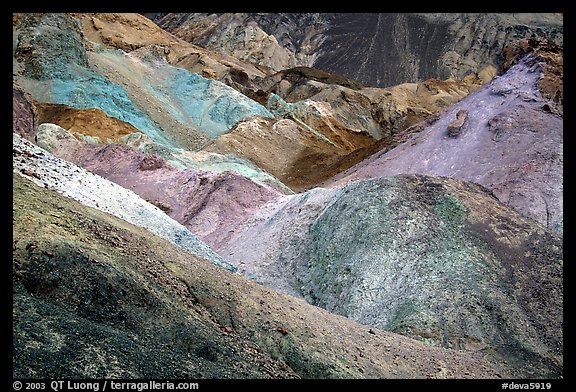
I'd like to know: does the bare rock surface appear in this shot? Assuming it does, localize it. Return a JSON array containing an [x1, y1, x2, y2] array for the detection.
[[12, 12, 563, 381], [35, 102, 140, 143], [12, 82, 38, 142], [32, 123, 283, 249], [149, 13, 562, 87]]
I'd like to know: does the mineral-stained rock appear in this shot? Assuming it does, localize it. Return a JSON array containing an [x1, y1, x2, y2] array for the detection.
[[35, 102, 141, 143], [11, 11, 564, 381], [72, 144, 283, 249], [14, 12, 495, 195], [87, 44, 274, 145], [13, 13, 177, 148], [217, 174, 563, 378], [32, 125, 283, 248], [12, 83, 37, 142], [71, 12, 280, 120], [73, 12, 183, 52], [13, 13, 89, 80], [501, 38, 563, 111], [201, 75, 482, 192], [202, 107, 375, 192], [13, 13, 274, 152]]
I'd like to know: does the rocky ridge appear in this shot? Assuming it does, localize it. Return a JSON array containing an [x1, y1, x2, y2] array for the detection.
[[13, 12, 491, 195], [13, 133, 235, 272], [149, 13, 562, 87], [33, 123, 283, 249]]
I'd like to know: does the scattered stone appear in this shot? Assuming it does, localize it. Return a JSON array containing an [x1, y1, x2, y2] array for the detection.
[[447, 109, 468, 137], [276, 326, 289, 335]]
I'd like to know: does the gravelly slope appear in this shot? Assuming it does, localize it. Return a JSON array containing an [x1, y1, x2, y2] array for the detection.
[[218, 174, 563, 378], [13, 174, 515, 379]]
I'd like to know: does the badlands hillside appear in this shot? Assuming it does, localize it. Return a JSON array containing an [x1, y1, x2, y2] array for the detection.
[[13, 13, 563, 380]]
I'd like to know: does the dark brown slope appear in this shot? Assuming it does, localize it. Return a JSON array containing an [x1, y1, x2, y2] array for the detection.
[[13, 174, 514, 379]]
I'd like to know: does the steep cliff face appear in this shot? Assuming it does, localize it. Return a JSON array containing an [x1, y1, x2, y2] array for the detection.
[[148, 13, 562, 87]]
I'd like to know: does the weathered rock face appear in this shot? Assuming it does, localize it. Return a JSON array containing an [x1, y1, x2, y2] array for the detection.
[[71, 12, 278, 104], [87, 43, 274, 145], [202, 93, 380, 192], [202, 75, 482, 192], [217, 174, 563, 378], [147, 13, 326, 72], [314, 13, 563, 87], [13, 13, 176, 148], [13, 13, 297, 194], [12, 12, 563, 381], [259, 68, 482, 139], [326, 48, 563, 232], [73, 12, 183, 52], [502, 38, 563, 111], [149, 13, 563, 87], [13, 12, 494, 195], [13, 173, 516, 379], [12, 83, 37, 142], [14, 12, 89, 80]]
